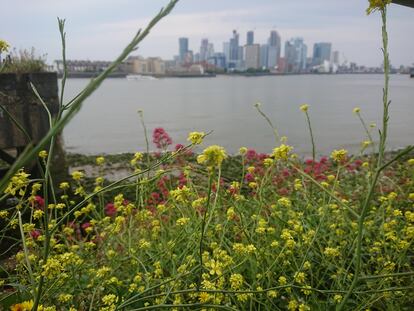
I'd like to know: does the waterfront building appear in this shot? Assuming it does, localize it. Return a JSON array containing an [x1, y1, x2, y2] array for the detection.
[[55, 60, 125, 73], [208, 52, 226, 69], [267, 30, 281, 69], [269, 30, 281, 47], [228, 30, 240, 69], [285, 38, 307, 73], [245, 44, 261, 69], [313, 42, 332, 65], [183, 50, 193, 64], [223, 42, 230, 65], [124, 56, 166, 75], [200, 38, 209, 62], [260, 44, 269, 68], [178, 37, 189, 64], [247, 31, 254, 45]]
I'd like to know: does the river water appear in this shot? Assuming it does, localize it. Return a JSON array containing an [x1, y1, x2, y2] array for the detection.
[[62, 74, 414, 156]]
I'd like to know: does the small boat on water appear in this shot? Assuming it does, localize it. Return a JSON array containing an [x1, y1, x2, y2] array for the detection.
[[126, 74, 158, 81]]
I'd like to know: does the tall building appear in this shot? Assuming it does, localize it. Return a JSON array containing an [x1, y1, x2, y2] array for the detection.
[[247, 31, 254, 45], [267, 31, 281, 69], [269, 30, 281, 46], [223, 42, 230, 63], [200, 38, 209, 62], [313, 42, 332, 65], [179, 38, 189, 63], [229, 30, 240, 66], [260, 44, 269, 68], [207, 43, 215, 59], [285, 38, 307, 73], [245, 44, 261, 69]]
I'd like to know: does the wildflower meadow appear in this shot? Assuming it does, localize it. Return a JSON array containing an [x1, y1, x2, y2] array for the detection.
[[0, 0, 413, 310]]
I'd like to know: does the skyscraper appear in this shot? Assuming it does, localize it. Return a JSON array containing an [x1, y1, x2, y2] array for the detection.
[[267, 31, 281, 69], [223, 42, 230, 63], [229, 30, 240, 62], [313, 42, 332, 65], [260, 44, 269, 68], [269, 30, 281, 47], [200, 38, 209, 62], [285, 38, 307, 73], [247, 31, 254, 45], [179, 38, 189, 64]]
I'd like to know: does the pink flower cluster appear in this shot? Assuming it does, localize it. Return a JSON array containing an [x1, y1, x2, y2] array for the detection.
[[152, 127, 172, 149]]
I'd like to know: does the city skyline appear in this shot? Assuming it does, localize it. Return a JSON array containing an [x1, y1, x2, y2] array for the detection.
[[2, 0, 414, 67]]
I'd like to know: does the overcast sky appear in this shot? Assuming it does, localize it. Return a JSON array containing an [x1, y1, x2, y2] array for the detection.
[[2, 0, 414, 67]]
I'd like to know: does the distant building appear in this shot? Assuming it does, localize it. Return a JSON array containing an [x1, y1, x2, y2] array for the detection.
[[55, 60, 125, 73], [260, 44, 269, 68], [179, 37, 189, 64], [208, 52, 226, 69], [269, 30, 281, 47], [313, 42, 332, 66], [228, 30, 240, 68], [247, 31, 254, 45], [267, 31, 281, 69], [125, 56, 166, 75], [183, 50, 193, 64], [200, 38, 209, 62], [285, 38, 307, 73], [245, 44, 261, 69], [277, 57, 286, 73], [223, 42, 230, 64]]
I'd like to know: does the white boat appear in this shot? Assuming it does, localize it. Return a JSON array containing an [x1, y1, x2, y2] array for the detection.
[[126, 74, 158, 81]]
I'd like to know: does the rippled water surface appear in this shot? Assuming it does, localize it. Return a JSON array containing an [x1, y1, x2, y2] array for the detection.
[[62, 74, 414, 156]]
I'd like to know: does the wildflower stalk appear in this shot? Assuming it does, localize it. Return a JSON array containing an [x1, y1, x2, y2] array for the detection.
[[254, 103, 280, 144], [138, 110, 151, 177], [17, 211, 35, 297], [304, 110, 316, 163], [198, 173, 213, 289], [356, 111, 376, 154]]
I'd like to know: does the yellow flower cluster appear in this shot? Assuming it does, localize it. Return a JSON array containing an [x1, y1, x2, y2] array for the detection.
[[331, 149, 348, 163], [187, 131, 205, 145], [272, 144, 293, 160], [0, 39, 9, 53], [4, 169, 30, 196], [367, 0, 391, 14], [197, 145, 227, 168]]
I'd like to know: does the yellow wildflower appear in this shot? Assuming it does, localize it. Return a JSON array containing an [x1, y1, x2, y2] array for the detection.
[[353, 107, 361, 114], [331, 149, 348, 163], [71, 171, 84, 181], [197, 145, 227, 168], [4, 169, 30, 196], [96, 156, 105, 165], [229, 273, 244, 289], [239, 147, 248, 155], [38, 150, 48, 159], [10, 300, 34, 311], [367, 0, 392, 15], [187, 131, 205, 145], [272, 144, 293, 160], [300, 104, 309, 112]]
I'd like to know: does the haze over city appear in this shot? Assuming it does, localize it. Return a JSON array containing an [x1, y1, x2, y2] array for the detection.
[[3, 0, 414, 67]]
